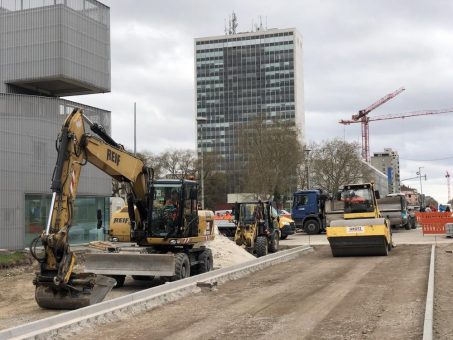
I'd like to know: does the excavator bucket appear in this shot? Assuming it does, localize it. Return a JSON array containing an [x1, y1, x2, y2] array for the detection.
[[326, 218, 391, 257], [35, 273, 116, 310]]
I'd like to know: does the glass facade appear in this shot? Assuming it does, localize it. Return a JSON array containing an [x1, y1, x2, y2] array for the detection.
[[25, 194, 110, 246], [195, 28, 304, 192]]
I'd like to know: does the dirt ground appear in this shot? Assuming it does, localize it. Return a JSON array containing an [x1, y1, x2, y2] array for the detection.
[[70, 245, 431, 340], [0, 262, 162, 330], [3, 243, 453, 338]]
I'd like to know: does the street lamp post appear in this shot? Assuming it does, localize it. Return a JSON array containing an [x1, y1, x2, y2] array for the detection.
[[416, 166, 427, 207], [304, 149, 311, 190], [196, 116, 208, 210]]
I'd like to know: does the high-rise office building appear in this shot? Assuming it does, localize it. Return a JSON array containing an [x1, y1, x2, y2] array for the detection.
[[194, 27, 304, 192], [0, 0, 111, 249], [371, 148, 400, 194]]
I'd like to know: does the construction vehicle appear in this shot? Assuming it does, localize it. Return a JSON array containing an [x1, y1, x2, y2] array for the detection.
[[378, 193, 409, 229], [278, 213, 296, 240], [213, 207, 295, 240], [326, 182, 393, 257], [29, 108, 214, 310], [233, 201, 280, 257], [292, 189, 331, 234]]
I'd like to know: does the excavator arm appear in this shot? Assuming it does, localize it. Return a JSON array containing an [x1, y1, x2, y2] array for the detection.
[[32, 108, 150, 309]]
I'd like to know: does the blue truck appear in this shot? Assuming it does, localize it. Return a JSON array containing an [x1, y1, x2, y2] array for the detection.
[[291, 189, 333, 234]]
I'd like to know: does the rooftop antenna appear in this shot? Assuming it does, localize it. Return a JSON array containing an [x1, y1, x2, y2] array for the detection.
[[224, 18, 227, 35], [230, 11, 238, 34]]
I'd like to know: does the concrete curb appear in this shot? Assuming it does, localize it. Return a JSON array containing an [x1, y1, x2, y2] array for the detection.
[[0, 245, 312, 340], [422, 244, 435, 340]]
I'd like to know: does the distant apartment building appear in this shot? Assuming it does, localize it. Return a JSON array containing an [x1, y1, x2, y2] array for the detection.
[[194, 27, 304, 192], [401, 189, 420, 206], [371, 148, 400, 194], [0, 0, 111, 249]]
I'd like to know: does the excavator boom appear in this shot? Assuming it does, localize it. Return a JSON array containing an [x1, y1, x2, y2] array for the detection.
[[32, 108, 148, 309]]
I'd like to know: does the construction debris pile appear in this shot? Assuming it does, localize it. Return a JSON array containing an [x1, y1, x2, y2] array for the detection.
[[208, 227, 255, 269]]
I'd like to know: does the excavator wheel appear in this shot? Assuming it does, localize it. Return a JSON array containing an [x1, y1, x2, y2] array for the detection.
[[269, 231, 279, 253], [255, 236, 268, 257], [197, 248, 213, 274], [171, 253, 190, 281]]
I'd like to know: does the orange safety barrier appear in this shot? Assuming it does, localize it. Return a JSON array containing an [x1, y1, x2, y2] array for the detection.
[[415, 212, 453, 235]]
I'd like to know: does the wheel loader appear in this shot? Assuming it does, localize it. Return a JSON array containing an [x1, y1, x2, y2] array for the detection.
[[233, 201, 280, 257], [30, 108, 214, 310], [326, 182, 393, 257]]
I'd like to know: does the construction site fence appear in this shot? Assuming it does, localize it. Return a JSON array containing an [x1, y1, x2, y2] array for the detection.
[[415, 212, 453, 235]]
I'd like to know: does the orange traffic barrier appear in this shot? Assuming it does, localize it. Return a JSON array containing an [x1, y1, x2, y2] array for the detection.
[[415, 212, 453, 235]]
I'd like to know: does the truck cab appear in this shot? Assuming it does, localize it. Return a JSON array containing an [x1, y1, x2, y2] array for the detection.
[[292, 190, 329, 234]]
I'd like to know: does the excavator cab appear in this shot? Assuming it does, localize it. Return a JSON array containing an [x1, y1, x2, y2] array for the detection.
[[146, 179, 199, 239]]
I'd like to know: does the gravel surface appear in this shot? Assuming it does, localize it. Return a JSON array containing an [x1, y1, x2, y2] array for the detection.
[[71, 245, 431, 340]]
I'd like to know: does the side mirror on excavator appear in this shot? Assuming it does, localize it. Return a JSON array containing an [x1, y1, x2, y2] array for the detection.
[[375, 190, 380, 199], [96, 209, 102, 229]]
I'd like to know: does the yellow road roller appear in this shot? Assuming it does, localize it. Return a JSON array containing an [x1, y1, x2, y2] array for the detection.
[[326, 182, 393, 256]]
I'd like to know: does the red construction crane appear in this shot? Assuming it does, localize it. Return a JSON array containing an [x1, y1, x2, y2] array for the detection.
[[341, 87, 405, 162], [446, 171, 451, 203], [340, 107, 453, 160]]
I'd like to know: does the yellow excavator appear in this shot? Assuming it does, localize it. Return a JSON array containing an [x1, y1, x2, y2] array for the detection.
[[30, 108, 214, 309], [326, 182, 393, 256]]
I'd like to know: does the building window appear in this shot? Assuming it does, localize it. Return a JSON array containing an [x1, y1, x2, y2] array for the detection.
[[25, 194, 110, 246]]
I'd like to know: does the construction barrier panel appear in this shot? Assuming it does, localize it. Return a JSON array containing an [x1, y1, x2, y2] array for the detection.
[[415, 212, 453, 235]]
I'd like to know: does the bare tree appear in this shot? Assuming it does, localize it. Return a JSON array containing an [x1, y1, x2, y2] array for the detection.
[[236, 118, 303, 198], [308, 139, 372, 195], [158, 149, 197, 179], [199, 152, 228, 210]]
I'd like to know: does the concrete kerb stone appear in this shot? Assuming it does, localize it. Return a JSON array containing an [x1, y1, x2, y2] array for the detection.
[[0, 245, 313, 340], [422, 244, 435, 340]]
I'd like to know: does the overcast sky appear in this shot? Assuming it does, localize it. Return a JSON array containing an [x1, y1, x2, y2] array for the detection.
[[67, 0, 453, 204]]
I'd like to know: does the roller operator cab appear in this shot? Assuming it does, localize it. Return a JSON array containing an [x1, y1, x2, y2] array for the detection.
[[326, 183, 393, 257]]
